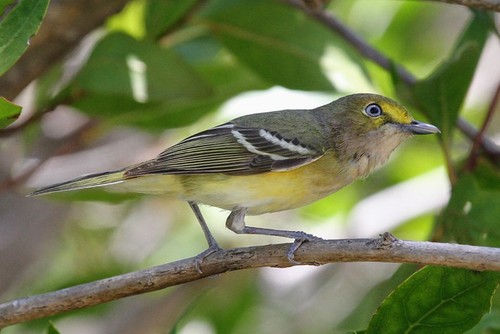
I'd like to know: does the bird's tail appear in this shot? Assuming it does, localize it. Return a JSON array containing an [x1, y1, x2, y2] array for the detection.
[[29, 170, 125, 196]]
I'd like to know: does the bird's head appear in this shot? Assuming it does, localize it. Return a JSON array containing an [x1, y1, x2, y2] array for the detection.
[[322, 93, 440, 176], [333, 93, 440, 136]]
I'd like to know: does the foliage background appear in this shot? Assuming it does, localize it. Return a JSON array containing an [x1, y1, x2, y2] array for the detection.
[[0, 0, 499, 333]]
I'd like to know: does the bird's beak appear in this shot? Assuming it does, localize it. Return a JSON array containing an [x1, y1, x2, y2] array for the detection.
[[404, 120, 441, 135]]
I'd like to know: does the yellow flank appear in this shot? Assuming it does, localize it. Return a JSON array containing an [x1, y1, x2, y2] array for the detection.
[[119, 151, 351, 215]]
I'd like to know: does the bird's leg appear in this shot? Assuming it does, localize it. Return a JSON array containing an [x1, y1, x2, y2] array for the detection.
[[226, 208, 322, 264], [188, 201, 223, 273]]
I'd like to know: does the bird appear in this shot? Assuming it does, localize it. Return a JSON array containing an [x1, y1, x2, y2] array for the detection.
[[30, 93, 440, 267]]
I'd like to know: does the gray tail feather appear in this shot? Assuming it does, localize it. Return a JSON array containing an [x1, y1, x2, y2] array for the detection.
[[29, 170, 125, 196]]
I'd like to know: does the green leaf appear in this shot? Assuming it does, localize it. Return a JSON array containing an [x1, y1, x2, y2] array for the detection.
[[340, 265, 420, 332], [0, 0, 15, 14], [438, 167, 500, 247], [67, 32, 270, 129], [465, 310, 500, 334], [144, 0, 199, 39], [198, 0, 334, 91], [68, 32, 215, 128], [74, 32, 211, 102], [106, 0, 146, 39], [187, 271, 262, 333], [71, 92, 222, 129], [367, 267, 500, 334], [412, 11, 491, 142], [34, 63, 67, 110], [0, 97, 21, 128], [0, 0, 49, 76], [46, 321, 61, 334], [174, 35, 269, 93], [472, 158, 500, 192]]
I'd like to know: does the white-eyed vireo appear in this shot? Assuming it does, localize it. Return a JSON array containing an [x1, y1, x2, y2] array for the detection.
[[31, 93, 439, 264]]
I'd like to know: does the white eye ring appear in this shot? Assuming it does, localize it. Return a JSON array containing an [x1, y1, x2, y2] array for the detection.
[[364, 103, 383, 117]]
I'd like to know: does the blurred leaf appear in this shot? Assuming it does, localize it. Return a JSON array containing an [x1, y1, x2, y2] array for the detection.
[[174, 35, 270, 93], [340, 264, 419, 332], [185, 271, 262, 333], [438, 166, 500, 247], [472, 157, 500, 191], [392, 215, 434, 242], [72, 92, 221, 129], [173, 33, 223, 64], [107, 0, 146, 39], [69, 32, 270, 129], [68, 32, 215, 128], [414, 45, 477, 138], [198, 0, 334, 91], [411, 11, 490, 142], [0, 0, 49, 76], [465, 310, 500, 334], [366, 267, 500, 334], [72, 93, 156, 118], [74, 32, 211, 102], [0, 97, 21, 128], [46, 322, 61, 334], [144, 0, 199, 39], [0, 0, 14, 14], [35, 63, 66, 110], [374, 2, 453, 76]]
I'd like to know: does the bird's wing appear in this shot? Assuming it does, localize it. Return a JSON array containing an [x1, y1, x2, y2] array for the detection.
[[124, 122, 324, 177]]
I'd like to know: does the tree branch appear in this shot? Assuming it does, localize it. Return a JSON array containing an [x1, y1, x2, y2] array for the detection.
[[1, 233, 499, 328], [429, 0, 500, 12]]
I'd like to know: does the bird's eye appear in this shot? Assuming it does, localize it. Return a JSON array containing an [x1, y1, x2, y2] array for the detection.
[[364, 103, 383, 117]]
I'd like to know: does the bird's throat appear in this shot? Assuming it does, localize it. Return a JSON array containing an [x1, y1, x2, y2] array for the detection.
[[340, 124, 411, 178]]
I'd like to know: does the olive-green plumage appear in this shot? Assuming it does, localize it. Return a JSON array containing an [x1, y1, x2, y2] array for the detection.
[[31, 93, 439, 262]]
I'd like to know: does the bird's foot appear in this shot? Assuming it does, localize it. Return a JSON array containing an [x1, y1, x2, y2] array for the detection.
[[287, 232, 322, 265], [194, 244, 224, 274]]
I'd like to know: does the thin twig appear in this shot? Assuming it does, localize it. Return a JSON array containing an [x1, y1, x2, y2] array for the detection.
[[0, 119, 97, 194], [430, 0, 500, 12], [466, 83, 500, 170], [0, 106, 54, 138], [0, 89, 79, 138], [0, 233, 499, 328]]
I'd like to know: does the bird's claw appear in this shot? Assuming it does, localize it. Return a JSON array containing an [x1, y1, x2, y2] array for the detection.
[[194, 244, 224, 274], [286, 232, 322, 265]]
